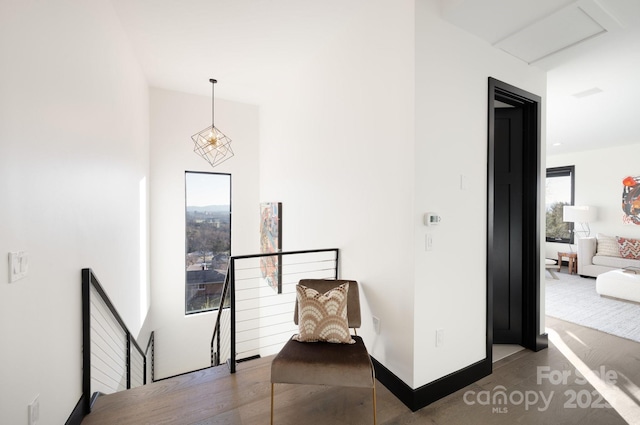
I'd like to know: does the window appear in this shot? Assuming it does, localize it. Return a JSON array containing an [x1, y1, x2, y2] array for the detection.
[[545, 166, 575, 243], [185, 172, 231, 314]]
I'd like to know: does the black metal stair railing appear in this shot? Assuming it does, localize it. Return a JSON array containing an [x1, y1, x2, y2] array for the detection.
[[145, 331, 155, 383], [211, 270, 231, 367], [81, 268, 149, 415], [210, 248, 339, 373]]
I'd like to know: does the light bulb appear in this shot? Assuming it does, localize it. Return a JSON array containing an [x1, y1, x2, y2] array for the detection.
[[207, 131, 218, 148]]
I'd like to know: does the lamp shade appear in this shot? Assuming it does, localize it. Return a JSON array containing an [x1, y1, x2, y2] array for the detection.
[[563, 205, 596, 223]]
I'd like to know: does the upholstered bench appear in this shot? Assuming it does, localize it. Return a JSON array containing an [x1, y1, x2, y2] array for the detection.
[[595, 269, 640, 303]]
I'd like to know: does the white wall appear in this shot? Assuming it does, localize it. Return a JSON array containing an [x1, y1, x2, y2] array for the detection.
[[149, 88, 260, 379], [413, 0, 547, 387], [546, 144, 640, 259], [0, 1, 149, 424], [257, 0, 417, 386], [0, 2, 554, 422], [256, 0, 547, 390]]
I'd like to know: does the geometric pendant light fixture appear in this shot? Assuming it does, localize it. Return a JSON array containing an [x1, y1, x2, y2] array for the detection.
[[191, 78, 234, 167]]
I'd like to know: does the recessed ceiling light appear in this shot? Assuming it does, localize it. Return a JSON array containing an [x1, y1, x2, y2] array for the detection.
[[572, 87, 603, 98], [552, 142, 562, 147]]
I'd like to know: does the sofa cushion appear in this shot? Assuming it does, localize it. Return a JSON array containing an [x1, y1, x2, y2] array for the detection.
[[617, 237, 640, 259], [271, 335, 373, 388], [596, 233, 621, 257], [592, 255, 640, 269]]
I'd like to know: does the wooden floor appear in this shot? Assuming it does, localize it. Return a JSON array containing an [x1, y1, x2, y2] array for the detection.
[[82, 317, 640, 424]]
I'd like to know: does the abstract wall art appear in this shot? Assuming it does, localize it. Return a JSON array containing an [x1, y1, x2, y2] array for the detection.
[[622, 176, 640, 225], [260, 202, 282, 292]]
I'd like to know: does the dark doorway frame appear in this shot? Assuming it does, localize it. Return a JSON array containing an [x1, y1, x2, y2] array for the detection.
[[487, 77, 548, 363], [546, 166, 576, 244]]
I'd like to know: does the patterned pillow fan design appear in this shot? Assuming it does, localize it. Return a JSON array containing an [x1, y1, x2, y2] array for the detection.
[[293, 283, 355, 344]]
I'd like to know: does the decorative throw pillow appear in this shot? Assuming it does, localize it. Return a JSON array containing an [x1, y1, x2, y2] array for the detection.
[[596, 233, 622, 257], [293, 283, 355, 344], [617, 237, 640, 259]]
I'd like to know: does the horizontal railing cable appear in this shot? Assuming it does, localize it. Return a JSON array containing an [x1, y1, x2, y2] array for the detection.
[[210, 248, 339, 372], [236, 302, 291, 316], [232, 258, 336, 273], [82, 268, 148, 417], [237, 328, 296, 340], [233, 271, 336, 287]]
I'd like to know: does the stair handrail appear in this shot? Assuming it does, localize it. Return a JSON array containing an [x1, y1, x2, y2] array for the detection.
[[81, 268, 147, 415]]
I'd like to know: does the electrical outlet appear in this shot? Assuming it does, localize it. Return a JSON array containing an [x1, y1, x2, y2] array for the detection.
[[28, 394, 39, 425], [372, 316, 381, 334], [436, 329, 444, 347]]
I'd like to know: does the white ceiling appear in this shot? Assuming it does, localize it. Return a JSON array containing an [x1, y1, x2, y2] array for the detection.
[[109, 0, 363, 105], [440, 0, 640, 154], [110, 0, 640, 154]]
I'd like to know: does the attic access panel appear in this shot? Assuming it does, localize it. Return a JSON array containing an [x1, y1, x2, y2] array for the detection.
[[494, 0, 623, 64]]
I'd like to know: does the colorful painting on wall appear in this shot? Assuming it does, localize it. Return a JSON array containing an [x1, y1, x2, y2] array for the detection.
[[260, 202, 282, 292], [622, 176, 640, 225]]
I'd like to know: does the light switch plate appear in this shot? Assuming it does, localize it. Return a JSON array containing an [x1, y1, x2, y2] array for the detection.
[[8, 251, 28, 283], [425, 234, 433, 251], [460, 174, 468, 190]]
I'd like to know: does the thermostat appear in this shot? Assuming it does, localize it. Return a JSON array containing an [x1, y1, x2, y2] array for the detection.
[[424, 213, 441, 226]]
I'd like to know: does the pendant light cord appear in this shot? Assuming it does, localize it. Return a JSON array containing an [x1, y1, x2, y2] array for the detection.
[[210, 78, 217, 128]]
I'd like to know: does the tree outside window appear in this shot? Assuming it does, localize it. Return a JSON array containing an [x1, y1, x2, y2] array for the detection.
[[185, 172, 231, 314], [545, 166, 575, 243]]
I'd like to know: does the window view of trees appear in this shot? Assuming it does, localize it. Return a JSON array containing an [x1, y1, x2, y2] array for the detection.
[[546, 201, 571, 241], [185, 172, 231, 314], [546, 166, 574, 243]]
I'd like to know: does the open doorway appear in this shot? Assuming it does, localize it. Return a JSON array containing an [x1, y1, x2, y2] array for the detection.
[[487, 78, 547, 364]]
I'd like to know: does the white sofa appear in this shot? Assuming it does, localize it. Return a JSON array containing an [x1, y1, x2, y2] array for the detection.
[[577, 236, 640, 277]]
